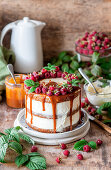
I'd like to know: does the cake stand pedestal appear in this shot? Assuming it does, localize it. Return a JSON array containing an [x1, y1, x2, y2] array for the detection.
[[14, 109, 90, 145]]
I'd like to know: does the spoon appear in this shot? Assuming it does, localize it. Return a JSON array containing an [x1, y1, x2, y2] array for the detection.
[[78, 68, 98, 94], [7, 64, 16, 84]]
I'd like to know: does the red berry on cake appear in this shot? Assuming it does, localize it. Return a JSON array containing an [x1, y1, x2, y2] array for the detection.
[[60, 143, 67, 150], [55, 66, 60, 72], [56, 157, 62, 163], [35, 87, 41, 94], [30, 76, 36, 82], [83, 145, 91, 152], [47, 90, 53, 96], [77, 154, 83, 160], [42, 68, 47, 74], [87, 106, 92, 112], [49, 86, 55, 91], [91, 108, 96, 113], [50, 71, 57, 78], [60, 88, 67, 95], [45, 72, 50, 79], [42, 87, 48, 94], [63, 150, 70, 157], [57, 71, 62, 78], [31, 146, 38, 152]]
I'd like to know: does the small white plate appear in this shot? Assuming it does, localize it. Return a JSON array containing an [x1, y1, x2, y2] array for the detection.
[[14, 109, 90, 141]]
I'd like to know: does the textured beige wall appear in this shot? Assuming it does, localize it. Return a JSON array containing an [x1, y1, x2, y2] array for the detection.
[[0, 0, 111, 61]]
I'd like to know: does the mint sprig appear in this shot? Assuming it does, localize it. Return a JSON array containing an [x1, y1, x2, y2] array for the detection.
[[0, 126, 47, 169], [73, 139, 97, 151], [24, 79, 40, 94], [43, 63, 56, 71], [71, 79, 80, 86]]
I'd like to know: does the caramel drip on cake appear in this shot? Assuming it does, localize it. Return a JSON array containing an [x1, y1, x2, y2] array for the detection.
[[49, 96, 57, 133], [30, 94, 33, 124], [70, 96, 74, 131], [42, 96, 46, 111], [25, 93, 28, 118]]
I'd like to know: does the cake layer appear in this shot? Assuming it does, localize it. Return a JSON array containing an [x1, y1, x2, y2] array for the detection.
[[26, 95, 80, 117], [26, 110, 80, 132]]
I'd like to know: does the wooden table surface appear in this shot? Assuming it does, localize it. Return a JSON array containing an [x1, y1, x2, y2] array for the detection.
[[0, 95, 111, 170]]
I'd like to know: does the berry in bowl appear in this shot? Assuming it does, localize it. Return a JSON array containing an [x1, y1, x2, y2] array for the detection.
[[84, 79, 111, 107], [75, 31, 111, 58]]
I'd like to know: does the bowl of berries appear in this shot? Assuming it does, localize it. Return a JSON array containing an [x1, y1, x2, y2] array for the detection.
[[75, 31, 111, 59]]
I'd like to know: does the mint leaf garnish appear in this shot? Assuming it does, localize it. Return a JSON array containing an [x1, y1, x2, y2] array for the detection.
[[88, 141, 97, 149], [73, 139, 88, 151], [71, 79, 80, 86], [43, 63, 56, 71], [97, 102, 111, 115], [28, 87, 37, 94], [9, 141, 22, 154], [15, 154, 29, 167], [19, 133, 35, 145], [24, 79, 35, 87], [25, 156, 46, 170], [0, 136, 8, 163]]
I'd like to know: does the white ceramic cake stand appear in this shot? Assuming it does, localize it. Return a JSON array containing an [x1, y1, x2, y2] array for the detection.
[[14, 109, 90, 145]]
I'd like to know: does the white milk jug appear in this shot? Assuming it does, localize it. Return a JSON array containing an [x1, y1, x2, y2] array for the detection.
[[0, 17, 46, 73]]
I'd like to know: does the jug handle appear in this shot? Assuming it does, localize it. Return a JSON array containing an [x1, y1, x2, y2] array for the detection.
[[0, 22, 16, 46]]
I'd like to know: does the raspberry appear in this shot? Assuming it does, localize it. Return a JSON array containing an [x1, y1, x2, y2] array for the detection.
[[49, 86, 55, 91], [57, 71, 62, 78], [83, 49, 88, 55], [30, 76, 36, 82], [39, 73, 45, 79], [31, 146, 38, 152], [85, 97, 89, 104], [42, 68, 47, 74], [63, 150, 70, 157], [95, 46, 100, 51], [104, 45, 108, 49], [83, 145, 91, 152], [104, 37, 110, 43], [79, 44, 84, 48], [45, 72, 50, 79], [91, 108, 96, 113], [89, 50, 93, 55], [54, 89, 61, 96], [35, 87, 41, 94], [87, 106, 92, 112], [77, 154, 83, 160], [50, 72, 57, 78], [60, 88, 67, 95], [96, 139, 103, 145], [96, 40, 101, 45], [56, 157, 61, 163], [42, 87, 48, 94], [81, 102, 85, 108], [55, 66, 60, 72], [60, 143, 67, 150], [25, 76, 29, 80], [47, 90, 53, 96]]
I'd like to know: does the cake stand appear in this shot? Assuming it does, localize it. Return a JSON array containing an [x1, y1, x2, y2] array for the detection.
[[14, 109, 90, 145]]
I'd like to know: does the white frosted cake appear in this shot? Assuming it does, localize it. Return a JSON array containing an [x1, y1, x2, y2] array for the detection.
[[24, 64, 81, 133]]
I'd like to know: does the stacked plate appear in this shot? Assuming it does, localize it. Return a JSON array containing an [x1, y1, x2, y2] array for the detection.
[[14, 109, 90, 145]]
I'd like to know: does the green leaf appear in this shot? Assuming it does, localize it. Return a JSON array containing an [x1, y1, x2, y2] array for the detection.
[[0, 132, 5, 136], [54, 59, 62, 66], [97, 102, 111, 114], [103, 119, 111, 124], [91, 64, 102, 76], [4, 126, 21, 135], [63, 55, 71, 62], [0, 136, 9, 163], [15, 154, 29, 167], [24, 79, 35, 87], [26, 156, 46, 170], [71, 79, 80, 86], [50, 57, 56, 64], [58, 51, 67, 60], [19, 133, 34, 145], [70, 60, 79, 71], [61, 63, 69, 72], [68, 68, 74, 73], [28, 87, 37, 94], [92, 52, 100, 63], [88, 141, 97, 149], [9, 141, 22, 154], [73, 139, 88, 151], [107, 107, 111, 119], [27, 152, 42, 157]]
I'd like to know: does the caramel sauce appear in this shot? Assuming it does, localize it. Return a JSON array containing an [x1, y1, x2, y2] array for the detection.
[[30, 95, 33, 124], [25, 86, 81, 133], [25, 94, 28, 118]]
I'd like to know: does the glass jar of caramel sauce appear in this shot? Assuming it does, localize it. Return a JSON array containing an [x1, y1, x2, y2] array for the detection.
[[5, 74, 26, 108]]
